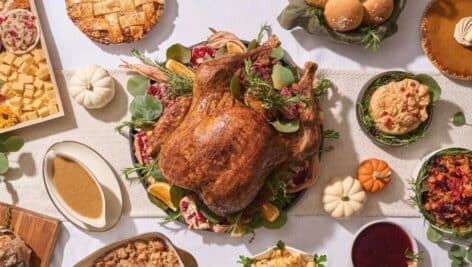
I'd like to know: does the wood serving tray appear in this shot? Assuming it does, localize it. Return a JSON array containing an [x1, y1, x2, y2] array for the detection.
[[0, 202, 60, 267], [0, 0, 65, 133]]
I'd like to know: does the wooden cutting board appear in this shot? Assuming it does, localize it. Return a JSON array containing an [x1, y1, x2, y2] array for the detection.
[[0, 202, 60, 267]]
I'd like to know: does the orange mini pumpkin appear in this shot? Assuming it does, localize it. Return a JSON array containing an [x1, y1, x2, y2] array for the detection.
[[357, 158, 392, 192]]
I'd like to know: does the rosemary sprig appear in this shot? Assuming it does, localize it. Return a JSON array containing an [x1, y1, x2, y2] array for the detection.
[[159, 211, 182, 226], [313, 77, 333, 97], [121, 159, 165, 181], [268, 172, 294, 208], [405, 249, 423, 263], [243, 59, 309, 112], [360, 26, 383, 51], [131, 49, 193, 96]]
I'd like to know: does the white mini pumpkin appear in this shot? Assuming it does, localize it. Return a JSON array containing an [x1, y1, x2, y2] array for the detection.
[[69, 65, 115, 109], [322, 176, 367, 219]]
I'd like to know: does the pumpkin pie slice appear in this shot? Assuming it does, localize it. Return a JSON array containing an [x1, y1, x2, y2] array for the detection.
[[421, 0, 472, 80]]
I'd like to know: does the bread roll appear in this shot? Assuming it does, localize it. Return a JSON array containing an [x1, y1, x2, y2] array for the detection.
[[324, 0, 364, 32], [305, 0, 329, 8], [362, 0, 394, 25]]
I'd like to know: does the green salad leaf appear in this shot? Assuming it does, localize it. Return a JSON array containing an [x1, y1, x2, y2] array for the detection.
[[127, 75, 150, 96], [166, 43, 191, 64]]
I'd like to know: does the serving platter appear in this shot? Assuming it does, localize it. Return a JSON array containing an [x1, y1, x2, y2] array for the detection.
[[0, 0, 64, 133], [0, 202, 60, 267], [42, 141, 123, 232]]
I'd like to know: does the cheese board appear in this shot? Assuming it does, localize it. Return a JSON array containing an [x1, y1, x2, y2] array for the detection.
[[0, 0, 64, 133], [0, 202, 60, 267]]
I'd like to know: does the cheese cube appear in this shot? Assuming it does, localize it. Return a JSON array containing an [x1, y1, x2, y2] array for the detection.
[[23, 98, 32, 105], [19, 114, 28, 122], [37, 65, 49, 80], [10, 107, 20, 116], [19, 74, 34, 84], [31, 49, 46, 62], [26, 111, 38, 120], [0, 74, 7, 83], [37, 107, 49, 117], [23, 104, 33, 111], [21, 55, 34, 66], [48, 105, 58, 114], [32, 99, 42, 109], [13, 56, 26, 68], [45, 91, 55, 100], [8, 72, 18, 82], [24, 84, 34, 92], [11, 82, 24, 93], [3, 53, 16, 65], [6, 90, 16, 98], [0, 64, 11, 76], [33, 79, 43, 89], [33, 89, 43, 98], [44, 82, 53, 91], [8, 96, 22, 106], [23, 89, 34, 98], [1, 83, 10, 95]]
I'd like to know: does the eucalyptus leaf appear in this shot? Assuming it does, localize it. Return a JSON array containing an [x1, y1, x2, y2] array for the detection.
[[271, 64, 295, 90], [414, 74, 441, 105], [166, 43, 191, 64], [170, 186, 186, 210], [467, 246, 472, 262], [0, 153, 9, 174], [2, 136, 24, 152], [270, 119, 300, 133], [453, 112, 466, 127], [271, 47, 285, 60], [263, 211, 287, 229], [449, 245, 466, 260], [230, 73, 242, 100], [127, 75, 150, 96], [427, 226, 444, 243], [199, 205, 224, 224], [0, 175, 4, 183], [130, 95, 163, 121]]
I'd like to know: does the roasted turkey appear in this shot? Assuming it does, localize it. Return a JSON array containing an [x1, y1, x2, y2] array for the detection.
[[145, 35, 322, 217]]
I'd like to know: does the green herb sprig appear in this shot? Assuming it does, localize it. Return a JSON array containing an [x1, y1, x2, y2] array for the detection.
[[121, 159, 165, 182], [360, 26, 383, 51], [313, 77, 333, 97], [404, 248, 422, 263], [237, 256, 255, 267], [314, 254, 327, 267], [244, 59, 309, 112], [131, 49, 193, 97]]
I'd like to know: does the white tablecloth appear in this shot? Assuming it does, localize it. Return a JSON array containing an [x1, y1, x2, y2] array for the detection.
[[13, 0, 471, 266]]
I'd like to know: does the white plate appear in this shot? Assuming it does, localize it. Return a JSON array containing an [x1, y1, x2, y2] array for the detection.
[[42, 141, 123, 232]]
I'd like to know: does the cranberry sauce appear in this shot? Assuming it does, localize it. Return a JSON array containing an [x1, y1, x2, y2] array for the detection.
[[352, 222, 413, 267]]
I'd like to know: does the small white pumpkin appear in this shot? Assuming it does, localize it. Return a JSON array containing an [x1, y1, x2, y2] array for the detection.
[[69, 65, 115, 109], [322, 176, 367, 219]]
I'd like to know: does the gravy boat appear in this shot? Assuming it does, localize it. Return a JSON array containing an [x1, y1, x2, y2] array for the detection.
[[44, 149, 106, 228]]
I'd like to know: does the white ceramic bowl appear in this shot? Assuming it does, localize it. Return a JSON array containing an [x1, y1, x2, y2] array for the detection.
[[351, 220, 418, 267]]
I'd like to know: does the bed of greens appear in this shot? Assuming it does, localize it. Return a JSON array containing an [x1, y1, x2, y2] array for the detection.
[[277, 0, 407, 50], [356, 71, 441, 146]]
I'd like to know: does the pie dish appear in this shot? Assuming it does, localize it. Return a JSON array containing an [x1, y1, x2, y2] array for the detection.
[[421, 0, 472, 80], [65, 0, 165, 45], [413, 147, 472, 239], [357, 71, 441, 146], [120, 28, 326, 236]]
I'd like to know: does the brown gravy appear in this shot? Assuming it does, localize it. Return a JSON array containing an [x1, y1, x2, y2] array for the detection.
[[51, 156, 102, 219]]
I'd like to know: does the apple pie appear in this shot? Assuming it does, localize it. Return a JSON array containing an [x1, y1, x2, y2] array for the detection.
[[65, 0, 165, 45]]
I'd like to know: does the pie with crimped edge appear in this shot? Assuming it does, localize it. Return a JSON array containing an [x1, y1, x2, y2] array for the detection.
[[65, 0, 165, 45], [421, 0, 472, 80]]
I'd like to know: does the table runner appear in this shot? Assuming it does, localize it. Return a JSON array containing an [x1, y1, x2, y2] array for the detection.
[[1, 69, 470, 220]]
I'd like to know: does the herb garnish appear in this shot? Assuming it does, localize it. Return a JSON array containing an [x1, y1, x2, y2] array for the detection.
[[360, 26, 383, 51], [243, 59, 309, 112], [159, 211, 183, 226], [131, 49, 193, 97], [237, 256, 255, 267], [314, 254, 328, 267], [313, 77, 333, 97], [404, 248, 422, 263], [452, 112, 466, 127], [121, 159, 165, 181], [322, 129, 340, 139], [0, 134, 24, 183], [116, 94, 163, 132]]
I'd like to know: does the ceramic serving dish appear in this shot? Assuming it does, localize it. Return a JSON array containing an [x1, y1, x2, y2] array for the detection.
[[44, 149, 106, 228], [42, 141, 123, 232], [356, 71, 439, 147], [252, 245, 314, 262], [74, 232, 186, 267], [351, 220, 419, 266], [412, 147, 472, 239]]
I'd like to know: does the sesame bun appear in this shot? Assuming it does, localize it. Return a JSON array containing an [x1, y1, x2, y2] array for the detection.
[[324, 0, 364, 32], [362, 0, 394, 25], [305, 0, 329, 8]]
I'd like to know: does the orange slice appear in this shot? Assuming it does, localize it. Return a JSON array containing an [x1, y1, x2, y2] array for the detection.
[[226, 42, 245, 54], [147, 182, 176, 211], [165, 59, 195, 79]]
